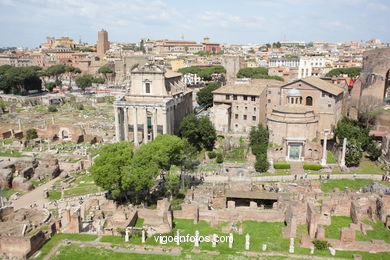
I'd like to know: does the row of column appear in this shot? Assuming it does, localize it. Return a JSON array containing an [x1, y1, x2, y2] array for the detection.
[[115, 106, 172, 144]]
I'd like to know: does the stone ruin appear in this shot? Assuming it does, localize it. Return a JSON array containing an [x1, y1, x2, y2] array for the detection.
[[0, 155, 61, 193], [0, 206, 54, 259]]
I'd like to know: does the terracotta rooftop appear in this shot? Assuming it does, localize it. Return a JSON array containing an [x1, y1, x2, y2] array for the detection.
[[213, 79, 283, 96], [300, 76, 344, 96]]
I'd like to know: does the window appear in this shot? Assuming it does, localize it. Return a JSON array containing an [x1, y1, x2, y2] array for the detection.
[[306, 96, 313, 106], [254, 107, 256, 111], [328, 104, 332, 108], [245, 106, 248, 110], [322, 92, 326, 97], [243, 115, 247, 120], [235, 114, 238, 119], [268, 90, 272, 94], [268, 99, 271, 103], [145, 82, 151, 93], [243, 96, 247, 101], [233, 95, 237, 100], [236, 106, 239, 110], [251, 96, 256, 101], [252, 116, 256, 121], [226, 95, 230, 100]]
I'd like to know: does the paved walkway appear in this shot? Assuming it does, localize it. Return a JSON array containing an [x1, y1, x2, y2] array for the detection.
[[12, 176, 58, 210], [205, 174, 383, 183]]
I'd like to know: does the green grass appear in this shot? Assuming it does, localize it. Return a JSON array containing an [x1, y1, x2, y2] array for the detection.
[[2, 188, 17, 198], [35, 233, 98, 260], [327, 151, 337, 164], [223, 146, 248, 162], [48, 190, 62, 200], [63, 185, 101, 198], [2, 138, 13, 145], [356, 219, 390, 243], [0, 149, 25, 157], [31, 179, 47, 187], [352, 159, 385, 175], [320, 179, 375, 193], [135, 218, 144, 228], [324, 216, 353, 239]]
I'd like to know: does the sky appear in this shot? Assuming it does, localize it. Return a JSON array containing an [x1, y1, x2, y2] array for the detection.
[[0, 0, 389, 48]]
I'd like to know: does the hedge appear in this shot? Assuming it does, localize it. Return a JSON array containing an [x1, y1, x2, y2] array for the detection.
[[208, 151, 217, 159], [303, 164, 322, 171], [273, 163, 290, 169]]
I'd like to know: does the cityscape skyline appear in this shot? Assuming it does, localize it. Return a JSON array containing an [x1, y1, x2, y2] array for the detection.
[[0, 0, 390, 47]]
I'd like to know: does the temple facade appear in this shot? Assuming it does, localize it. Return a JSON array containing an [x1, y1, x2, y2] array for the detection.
[[113, 64, 193, 144]]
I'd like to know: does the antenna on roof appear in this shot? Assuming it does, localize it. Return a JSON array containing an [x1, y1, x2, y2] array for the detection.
[[181, 33, 184, 41]]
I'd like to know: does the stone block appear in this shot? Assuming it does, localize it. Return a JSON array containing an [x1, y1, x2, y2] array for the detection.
[[227, 201, 235, 209], [12, 177, 34, 191], [0, 169, 13, 189]]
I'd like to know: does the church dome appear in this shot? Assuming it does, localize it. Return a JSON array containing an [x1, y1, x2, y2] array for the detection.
[[287, 88, 301, 97]]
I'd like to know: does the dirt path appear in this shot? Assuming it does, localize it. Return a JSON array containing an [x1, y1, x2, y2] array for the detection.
[[12, 176, 58, 210]]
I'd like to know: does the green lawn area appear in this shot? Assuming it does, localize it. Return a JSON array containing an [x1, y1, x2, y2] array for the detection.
[[223, 146, 248, 162], [2, 188, 18, 198], [320, 179, 378, 193], [356, 219, 390, 243], [327, 151, 337, 164], [135, 218, 144, 228], [0, 149, 25, 157], [38, 219, 390, 260], [324, 216, 353, 239], [63, 185, 101, 198], [352, 159, 385, 175], [48, 190, 62, 200], [35, 233, 98, 260]]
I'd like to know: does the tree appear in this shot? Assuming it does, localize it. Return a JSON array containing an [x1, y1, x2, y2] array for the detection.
[[75, 74, 93, 92], [255, 153, 269, 172], [46, 65, 66, 89], [216, 153, 223, 163], [65, 66, 81, 89], [198, 116, 217, 151], [164, 172, 180, 199], [0, 66, 42, 94], [179, 115, 217, 151], [345, 140, 363, 167], [178, 66, 226, 81], [26, 128, 38, 140], [93, 77, 105, 84], [97, 66, 113, 85], [325, 67, 361, 78], [44, 82, 56, 92], [48, 105, 58, 112], [366, 141, 382, 161], [196, 82, 220, 108], [89, 142, 134, 199], [236, 67, 283, 81]]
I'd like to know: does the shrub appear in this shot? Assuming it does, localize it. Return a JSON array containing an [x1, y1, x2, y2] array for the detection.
[[312, 239, 331, 250], [26, 128, 38, 140], [255, 153, 269, 173], [273, 163, 291, 169], [48, 105, 58, 112], [208, 151, 217, 159], [303, 164, 322, 171], [216, 153, 223, 164]]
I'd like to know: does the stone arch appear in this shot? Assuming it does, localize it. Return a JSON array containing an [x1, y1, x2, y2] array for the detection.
[[306, 96, 313, 106]]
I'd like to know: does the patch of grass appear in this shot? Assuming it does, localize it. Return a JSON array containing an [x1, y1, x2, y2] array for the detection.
[[324, 216, 353, 239], [223, 146, 247, 162], [35, 233, 98, 260], [356, 219, 390, 243], [352, 159, 385, 175], [31, 179, 46, 187], [63, 185, 101, 198], [320, 179, 374, 193], [135, 217, 144, 228], [327, 151, 337, 164], [0, 148, 25, 157], [2, 188, 17, 198], [48, 190, 61, 200], [3, 138, 13, 145]]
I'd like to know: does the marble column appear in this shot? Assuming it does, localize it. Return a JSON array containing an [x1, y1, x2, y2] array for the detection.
[[132, 106, 139, 145], [162, 108, 167, 134], [143, 107, 148, 143], [123, 107, 129, 141], [167, 107, 171, 135], [114, 106, 120, 142], [321, 132, 328, 166], [340, 138, 347, 167], [152, 107, 158, 139]]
